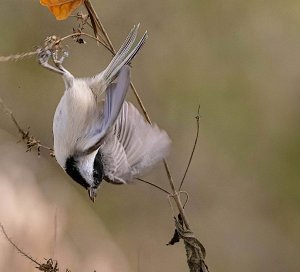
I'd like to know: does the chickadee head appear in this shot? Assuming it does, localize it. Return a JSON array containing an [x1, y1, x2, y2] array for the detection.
[[64, 150, 104, 201]]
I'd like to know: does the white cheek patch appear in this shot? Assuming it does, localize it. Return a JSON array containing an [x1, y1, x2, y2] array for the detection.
[[76, 151, 98, 185]]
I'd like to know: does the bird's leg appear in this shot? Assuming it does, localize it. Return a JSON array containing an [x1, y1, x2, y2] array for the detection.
[[38, 49, 65, 75]]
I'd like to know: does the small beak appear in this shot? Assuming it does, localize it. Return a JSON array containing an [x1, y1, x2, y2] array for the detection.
[[88, 187, 97, 202]]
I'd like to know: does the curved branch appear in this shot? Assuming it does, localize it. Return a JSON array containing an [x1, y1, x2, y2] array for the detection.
[[179, 105, 201, 191]]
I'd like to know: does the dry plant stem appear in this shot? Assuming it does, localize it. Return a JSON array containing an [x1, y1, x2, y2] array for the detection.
[[58, 32, 113, 54], [1, 224, 68, 272], [84, 0, 115, 51], [0, 98, 25, 137], [179, 105, 201, 191], [0, 51, 37, 62], [0, 224, 41, 267], [163, 159, 191, 229], [137, 178, 171, 195], [83, 0, 191, 231], [130, 82, 152, 125], [0, 98, 53, 154]]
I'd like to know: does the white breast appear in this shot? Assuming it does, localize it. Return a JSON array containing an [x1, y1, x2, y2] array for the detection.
[[53, 78, 100, 168]]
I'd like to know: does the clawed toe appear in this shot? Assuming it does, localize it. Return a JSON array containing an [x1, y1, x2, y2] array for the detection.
[[38, 49, 51, 65], [37, 48, 69, 75], [52, 50, 68, 65], [52, 51, 69, 72]]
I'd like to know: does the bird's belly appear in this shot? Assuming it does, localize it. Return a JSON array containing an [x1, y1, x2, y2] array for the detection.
[[52, 91, 99, 167]]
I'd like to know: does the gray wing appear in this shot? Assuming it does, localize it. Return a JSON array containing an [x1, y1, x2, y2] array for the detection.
[[83, 65, 130, 155], [100, 102, 171, 184], [89, 25, 148, 94]]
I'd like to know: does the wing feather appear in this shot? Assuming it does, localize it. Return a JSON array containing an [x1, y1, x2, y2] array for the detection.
[[100, 102, 171, 183], [83, 65, 130, 154]]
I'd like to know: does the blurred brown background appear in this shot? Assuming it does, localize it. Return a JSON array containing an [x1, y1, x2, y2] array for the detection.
[[0, 1, 299, 271]]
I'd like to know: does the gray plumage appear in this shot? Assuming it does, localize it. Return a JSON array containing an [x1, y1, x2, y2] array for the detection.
[[102, 101, 170, 184]]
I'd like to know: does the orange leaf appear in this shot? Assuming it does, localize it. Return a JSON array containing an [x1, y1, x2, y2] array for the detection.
[[40, 0, 85, 20]]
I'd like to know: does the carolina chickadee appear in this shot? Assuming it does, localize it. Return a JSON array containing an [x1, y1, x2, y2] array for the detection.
[[38, 25, 171, 201]]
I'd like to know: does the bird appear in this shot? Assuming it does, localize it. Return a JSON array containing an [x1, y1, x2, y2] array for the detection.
[[38, 25, 171, 201]]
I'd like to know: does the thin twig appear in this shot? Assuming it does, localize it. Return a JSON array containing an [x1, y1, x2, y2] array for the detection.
[[84, 0, 115, 51], [0, 30, 113, 64], [70, 12, 108, 47], [130, 82, 152, 125], [0, 97, 54, 156], [0, 224, 41, 267], [1, 223, 72, 272], [179, 105, 201, 191], [179, 191, 190, 208], [0, 51, 37, 62], [0, 97, 25, 136], [136, 178, 171, 195], [57, 31, 114, 54]]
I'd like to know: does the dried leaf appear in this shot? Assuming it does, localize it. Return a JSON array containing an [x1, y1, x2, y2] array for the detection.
[[40, 0, 84, 20], [166, 228, 180, 246], [173, 214, 209, 272], [76, 38, 86, 44]]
